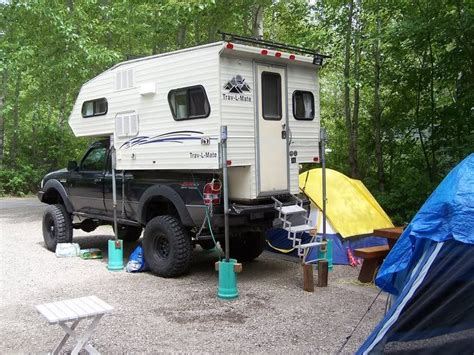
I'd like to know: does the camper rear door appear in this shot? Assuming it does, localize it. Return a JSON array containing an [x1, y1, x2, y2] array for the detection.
[[256, 64, 289, 196]]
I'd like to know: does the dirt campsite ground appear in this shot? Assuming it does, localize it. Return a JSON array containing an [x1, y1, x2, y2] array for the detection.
[[0, 197, 386, 353]]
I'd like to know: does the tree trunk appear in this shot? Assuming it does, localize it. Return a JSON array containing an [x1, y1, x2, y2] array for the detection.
[[351, 2, 361, 179], [373, 4, 385, 191], [0, 95, 4, 168], [0, 68, 6, 168], [10, 73, 21, 167], [177, 25, 187, 48], [415, 53, 433, 182], [344, 0, 356, 177], [252, 5, 264, 39], [428, 35, 437, 179]]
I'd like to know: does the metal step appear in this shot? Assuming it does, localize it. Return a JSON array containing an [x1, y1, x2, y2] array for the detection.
[[298, 241, 325, 249], [283, 224, 314, 233], [280, 205, 306, 215]]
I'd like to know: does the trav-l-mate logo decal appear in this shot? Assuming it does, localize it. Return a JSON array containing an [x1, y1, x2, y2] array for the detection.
[[222, 75, 252, 102], [119, 130, 216, 149]]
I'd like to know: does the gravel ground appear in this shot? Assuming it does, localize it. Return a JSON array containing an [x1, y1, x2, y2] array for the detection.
[[0, 197, 386, 354]]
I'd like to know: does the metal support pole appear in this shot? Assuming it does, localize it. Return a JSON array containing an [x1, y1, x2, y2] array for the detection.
[[110, 140, 118, 241], [220, 126, 230, 262], [320, 128, 327, 241], [121, 170, 125, 218]]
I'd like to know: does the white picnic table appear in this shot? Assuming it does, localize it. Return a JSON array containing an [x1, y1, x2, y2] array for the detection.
[[36, 295, 113, 355]]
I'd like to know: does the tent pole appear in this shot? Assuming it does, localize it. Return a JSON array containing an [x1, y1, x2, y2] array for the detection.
[[321, 128, 327, 241]]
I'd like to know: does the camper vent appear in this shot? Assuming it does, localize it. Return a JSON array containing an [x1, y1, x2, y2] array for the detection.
[[115, 69, 134, 91], [115, 112, 139, 138]]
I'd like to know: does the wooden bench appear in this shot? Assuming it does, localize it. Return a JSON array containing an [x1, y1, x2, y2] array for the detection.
[[36, 295, 113, 355], [354, 245, 390, 283]]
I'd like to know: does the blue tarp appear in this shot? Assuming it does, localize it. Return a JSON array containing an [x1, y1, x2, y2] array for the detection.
[[376, 153, 474, 295]]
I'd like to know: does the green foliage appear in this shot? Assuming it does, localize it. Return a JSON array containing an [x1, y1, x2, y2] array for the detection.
[[0, 164, 41, 196], [0, 0, 472, 223]]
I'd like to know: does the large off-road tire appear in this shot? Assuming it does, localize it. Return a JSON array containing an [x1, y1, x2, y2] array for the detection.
[[224, 231, 266, 262], [143, 215, 192, 278], [42, 204, 73, 251], [115, 224, 142, 242]]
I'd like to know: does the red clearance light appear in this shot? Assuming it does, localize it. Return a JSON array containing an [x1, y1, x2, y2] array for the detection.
[[275, 52, 282, 58], [227, 160, 232, 166], [313, 157, 320, 162], [261, 49, 268, 55], [289, 54, 296, 60], [226, 42, 234, 49]]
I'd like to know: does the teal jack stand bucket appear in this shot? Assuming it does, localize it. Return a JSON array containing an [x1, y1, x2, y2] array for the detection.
[[317, 239, 333, 271], [327, 239, 333, 271], [108, 239, 124, 271], [217, 259, 239, 300]]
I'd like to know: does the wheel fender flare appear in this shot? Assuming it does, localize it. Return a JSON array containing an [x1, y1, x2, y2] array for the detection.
[[42, 179, 75, 213], [138, 185, 193, 226]]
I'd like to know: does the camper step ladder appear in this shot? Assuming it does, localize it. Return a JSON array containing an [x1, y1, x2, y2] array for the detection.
[[272, 196, 326, 263]]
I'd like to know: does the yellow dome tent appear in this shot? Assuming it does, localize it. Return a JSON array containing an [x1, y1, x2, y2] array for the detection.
[[299, 168, 394, 238], [266, 168, 394, 264]]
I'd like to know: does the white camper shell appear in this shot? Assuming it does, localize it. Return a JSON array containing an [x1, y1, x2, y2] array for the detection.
[[69, 41, 322, 200]]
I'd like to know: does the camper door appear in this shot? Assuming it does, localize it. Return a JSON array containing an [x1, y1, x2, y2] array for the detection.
[[255, 64, 289, 196]]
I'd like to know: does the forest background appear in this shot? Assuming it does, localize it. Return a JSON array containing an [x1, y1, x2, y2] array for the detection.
[[1, 0, 473, 224]]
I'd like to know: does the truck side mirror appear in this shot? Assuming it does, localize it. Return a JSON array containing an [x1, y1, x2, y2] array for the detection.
[[67, 160, 78, 171]]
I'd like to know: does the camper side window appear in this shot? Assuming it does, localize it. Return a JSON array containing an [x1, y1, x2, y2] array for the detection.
[[81, 98, 108, 118], [168, 85, 210, 120], [261, 72, 282, 120], [292, 91, 314, 120]]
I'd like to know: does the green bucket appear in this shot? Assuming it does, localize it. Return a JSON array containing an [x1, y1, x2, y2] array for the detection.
[[217, 259, 239, 300], [107, 239, 124, 271]]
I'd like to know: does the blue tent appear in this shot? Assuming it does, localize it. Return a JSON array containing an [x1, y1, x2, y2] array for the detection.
[[357, 154, 474, 354]]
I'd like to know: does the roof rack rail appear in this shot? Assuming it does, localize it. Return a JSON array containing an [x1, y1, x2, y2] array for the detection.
[[218, 31, 331, 66]]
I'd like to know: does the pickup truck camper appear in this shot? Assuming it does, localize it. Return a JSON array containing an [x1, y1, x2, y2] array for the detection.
[[38, 33, 329, 277]]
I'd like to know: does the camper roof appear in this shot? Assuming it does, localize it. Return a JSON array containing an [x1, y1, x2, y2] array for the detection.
[[110, 38, 329, 69], [84, 37, 329, 86]]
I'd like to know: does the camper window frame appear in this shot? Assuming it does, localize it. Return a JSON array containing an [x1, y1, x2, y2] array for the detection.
[[167, 85, 211, 121], [81, 98, 108, 118], [261, 71, 282, 120], [292, 90, 315, 121]]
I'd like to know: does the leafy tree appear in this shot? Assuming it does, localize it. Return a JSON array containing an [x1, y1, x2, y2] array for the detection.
[[1, 0, 472, 224]]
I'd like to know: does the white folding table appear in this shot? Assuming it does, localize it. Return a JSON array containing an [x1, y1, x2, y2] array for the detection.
[[36, 295, 113, 355]]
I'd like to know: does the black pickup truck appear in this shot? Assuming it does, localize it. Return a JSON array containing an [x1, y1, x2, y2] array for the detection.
[[38, 139, 302, 277]]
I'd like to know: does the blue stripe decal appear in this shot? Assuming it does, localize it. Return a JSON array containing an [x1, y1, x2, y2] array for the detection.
[[119, 130, 216, 149]]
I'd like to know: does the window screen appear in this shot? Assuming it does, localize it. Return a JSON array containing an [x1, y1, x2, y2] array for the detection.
[[293, 91, 315, 120], [81, 98, 108, 118], [168, 85, 210, 120], [261, 72, 282, 120], [81, 147, 107, 171]]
